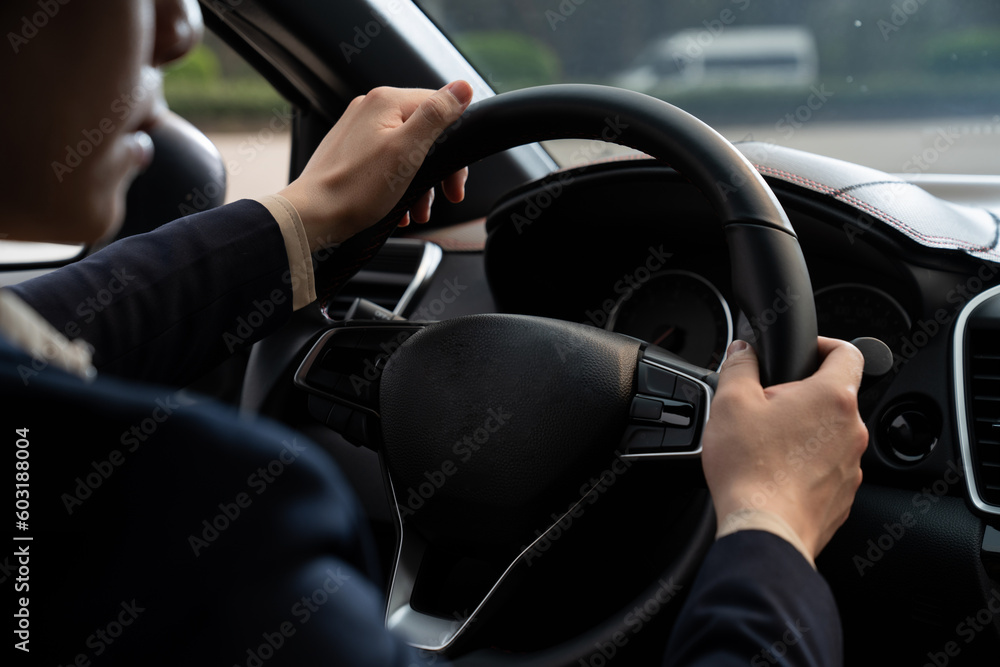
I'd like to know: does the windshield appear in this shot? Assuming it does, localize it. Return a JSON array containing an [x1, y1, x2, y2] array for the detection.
[[417, 0, 1000, 175]]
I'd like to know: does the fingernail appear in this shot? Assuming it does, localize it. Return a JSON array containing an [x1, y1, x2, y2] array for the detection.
[[728, 340, 749, 355], [446, 80, 473, 106]]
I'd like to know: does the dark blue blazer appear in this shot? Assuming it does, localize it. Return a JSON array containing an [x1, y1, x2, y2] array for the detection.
[[4, 200, 841, 665], [3, 200, 421, 665], [663, 530, 842, 666]]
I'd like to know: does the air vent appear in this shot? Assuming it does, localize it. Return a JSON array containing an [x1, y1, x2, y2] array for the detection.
[[966, 327, 1000, 507], [324, 239, 442, 321]]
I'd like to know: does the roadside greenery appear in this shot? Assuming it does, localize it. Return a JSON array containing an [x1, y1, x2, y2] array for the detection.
[[163, 39, 288, 131]]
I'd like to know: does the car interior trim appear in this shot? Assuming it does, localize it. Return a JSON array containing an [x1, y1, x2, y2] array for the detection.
[[383, 455, 659, 651], [391, 241, 443, 317], [953, 282, 1000, 515]]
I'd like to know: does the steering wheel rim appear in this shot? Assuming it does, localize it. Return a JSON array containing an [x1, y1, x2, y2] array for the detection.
[[315, 83, 817, 386], [309, 84, 818, 664]]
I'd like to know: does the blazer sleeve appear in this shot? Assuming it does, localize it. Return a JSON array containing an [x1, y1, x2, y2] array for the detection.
[[662, 530, 842, 667], [9, 199, 299, 386]]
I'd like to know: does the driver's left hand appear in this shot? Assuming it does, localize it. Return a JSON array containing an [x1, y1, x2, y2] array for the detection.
[[278, 80, 474, 251]]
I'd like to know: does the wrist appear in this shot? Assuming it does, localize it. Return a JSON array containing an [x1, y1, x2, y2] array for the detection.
[[716, 507, 817, 568], [277, 182, 352, 252]]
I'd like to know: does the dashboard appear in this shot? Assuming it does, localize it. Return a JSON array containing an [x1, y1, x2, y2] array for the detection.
[[259, 150, 1000, 665], [478, 155, 995, 518], [599, 270, 912, 373], [483, 159, 926, 390]]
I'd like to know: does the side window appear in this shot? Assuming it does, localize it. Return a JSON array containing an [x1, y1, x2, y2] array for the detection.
[[163, 31, 292, 205], [0, 32, 293, 273]]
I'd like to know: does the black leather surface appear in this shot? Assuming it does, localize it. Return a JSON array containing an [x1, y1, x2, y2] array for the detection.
[[819, 484, 998, 665], [738, 141, 1000, 262], [379, 313, 640, 547]]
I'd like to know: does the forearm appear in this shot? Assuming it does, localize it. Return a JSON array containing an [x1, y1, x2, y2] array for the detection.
[[11, 199, 297, 386], [663, 531, 843, 667]]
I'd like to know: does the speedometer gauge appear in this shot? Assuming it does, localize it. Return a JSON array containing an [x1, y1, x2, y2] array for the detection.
[[815, 283, 911, 351], [606, 270, 732, 370]]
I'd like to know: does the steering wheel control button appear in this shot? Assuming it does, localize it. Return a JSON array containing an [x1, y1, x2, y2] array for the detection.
[[626, 362, 708, 456], [631, 395, 694, 427], [625, 391, 702, 453], [660, 400, 694, 427], [345, 411, 371, 446], [638, 361, 677, 397], [630, 396, 663, 421], [295, 325, 425, 428], [673, 377, 702, 404], [327, 403, 353, 432], [623, 425, 665, 452], [662, 425, 697, 450]]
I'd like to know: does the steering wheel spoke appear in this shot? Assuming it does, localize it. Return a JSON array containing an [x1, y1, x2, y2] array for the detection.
[[294, 322, 427, 448], [621, 346, 716, 458]]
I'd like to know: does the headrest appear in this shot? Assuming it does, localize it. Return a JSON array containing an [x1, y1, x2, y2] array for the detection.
[[118, 111, 227, 240]]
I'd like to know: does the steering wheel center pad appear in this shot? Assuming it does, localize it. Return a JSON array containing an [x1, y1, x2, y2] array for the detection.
[[380, 314, 641, 546]]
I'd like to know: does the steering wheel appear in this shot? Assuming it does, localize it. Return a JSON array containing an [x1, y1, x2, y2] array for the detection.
[[301, 84, 819, 665]]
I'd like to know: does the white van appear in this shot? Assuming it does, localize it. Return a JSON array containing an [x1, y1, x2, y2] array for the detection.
[[615, 25, 819, 93]]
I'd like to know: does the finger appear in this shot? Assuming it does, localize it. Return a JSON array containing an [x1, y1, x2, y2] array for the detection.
[[410, 188, 435, 225], [714, 339, 761, 395], [442, 167, 469, 203], [813, 336, 865, 391], [402, 80, 473, 142], [398, 211, 411, 228]]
